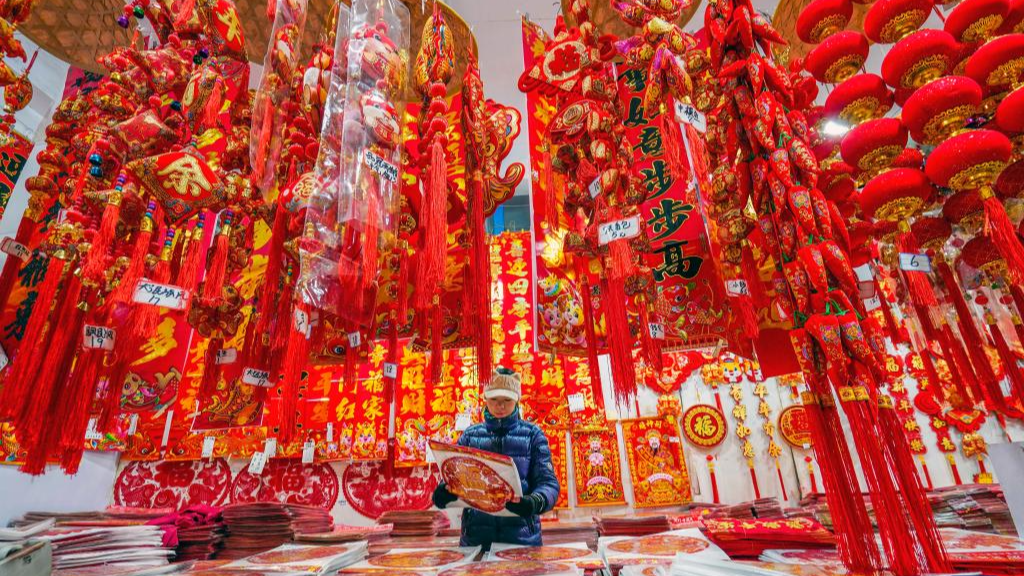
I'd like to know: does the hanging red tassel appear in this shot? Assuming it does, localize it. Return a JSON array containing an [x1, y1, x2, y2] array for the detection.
[[277, 302, 311, 444], [575, 258, 605, 411], [175, 214, 206, 293], [982, 187, 1024, 284], [469, 172, 492, 382], [416, 85, 450, 310], [637, 300, 663, 377], [112, 202, 156, 306], [81, 186, 124, 283], [361, 192, 381, 295], [685, 124, 710, 187], [897, 227, 937, 307], [542, 146, 560, 232], [203, 79, 224, 129], [270, 269, 296, 357], [173, 0, 197, 29], [707, 455, 720, 503], [602, 277, 637, 407], [59, 346, 105, 473], [201, 211, 232, 302], [199, 337, 224, 401], [990, 318, 1024, 400], [0, 255, 64, 420], [385, 320, 400, 405], [660, 106, 688, 181]]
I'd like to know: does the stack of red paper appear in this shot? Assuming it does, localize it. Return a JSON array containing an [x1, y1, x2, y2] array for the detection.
[[596, 516, 672, 537], [701, 517, 835, 558], [941, 527, 1024, 575], [147, 505, 225, 561], [378, 510, 451, 537], [295, 523, 394, 544], [219, 502, 331, 560]]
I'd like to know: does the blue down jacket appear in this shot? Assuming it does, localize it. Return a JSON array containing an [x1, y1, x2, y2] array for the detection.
[[455, 407, 560, 549]]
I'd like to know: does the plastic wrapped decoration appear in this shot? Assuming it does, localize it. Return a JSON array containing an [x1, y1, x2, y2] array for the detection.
[[250, 0, 309, 195]]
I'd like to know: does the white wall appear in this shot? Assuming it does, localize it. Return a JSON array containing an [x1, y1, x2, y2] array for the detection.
[[0, 451, 119, 525]]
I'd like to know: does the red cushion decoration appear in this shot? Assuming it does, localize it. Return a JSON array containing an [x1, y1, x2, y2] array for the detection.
[[960, 236, 1007, 279], [856, 168, 934, 221], [942, 189, 985, 232], [945, 0, 1010, 42], [824, 74, 894, 125], [840, 117, 909, 172], [965, 33, 1024, 90], [911, 216, 953, 252], [865, 0, 933, 43], [805, 31, 870, 84], [798, 0, 855, 43], [901, 76, 983, 145], [925, 129, 1012, 190], [995, 85, 1024, 134], [882, 29, 957, 89]]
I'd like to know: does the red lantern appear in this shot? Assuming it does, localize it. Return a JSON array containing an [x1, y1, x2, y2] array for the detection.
[[824, 175, 856, 202], [942, 190, 985, 233], [997, 0, 1024, 33], [882, 29, 958, 90], [965, 33, 1024, 91], [925, 129, 1013, 191], [824, 73, 894, 124], [865, 0, 933, 43], [857, 168, 934, 221], [951, 41, 982, 76], [945, 0, 1010, 42], [912, 216, 953, 252], [995, 85, 1024, 133], [798, 0, 855, 43], [848, 221, 876, 266], [840, 117, 909, 175], [996, 158, 1024, 198], [805, 31, 870, 84], [960, 236, 1008, 280], [892, 147, 924, 169], [901, 76, 983, 145]]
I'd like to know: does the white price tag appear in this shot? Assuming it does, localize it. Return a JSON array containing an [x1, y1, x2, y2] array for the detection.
[[301, 440, 316, 464], [648, 322, 665, 340], [0, 343, 8, 372], [264, 438, 277, 458], [216, 348, 237, 365], [365, 150, 398, 182], [0, 238, 30, 261], [588, 177, 601, 199], [455, 413, 472, 431], [293, 309, 311, 338], [674, 100, 706, 132], [598, 216, 641, 245], [857, 280, 876, 300], [85, 418, 102, 441], [83, 325, 115, 351], [133, 280, 189, 310], [347, 332, 361, 348], [568, 393, 586, 414], [864, 296, 881, 312], [899, 252, 932, 273], [126, 413, 139, 435], [383, 362, 398, 380], [726, 279, 750, 296], [669, 436, 680, 444], [248, 451, 267, 475], [326, 423, 334, 442], [202, 436, 216, 458], [242, 367, 271, 388]]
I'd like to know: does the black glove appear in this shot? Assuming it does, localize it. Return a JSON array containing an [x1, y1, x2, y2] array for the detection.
[[504, 493, 546, 518], [433, 483, 458, 509]]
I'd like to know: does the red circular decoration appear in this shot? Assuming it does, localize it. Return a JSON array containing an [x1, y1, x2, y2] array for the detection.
[[997, 0, 1024, 33], [925, 129, 1012, 190], [798, 0, 854, 43], [996, 158, 1024, 198], [882, 29, 957, 89], [965, 33, 1024, 90], [911, 216, 953, 252], [440, 562, 576, 576], [840, 117, 908, 172], [494, 548, 592, 561], [441, 456, 515, 513], [369, 550, 466, 568], [607, 535, 710, 556], [778, 405, 813, 447], [681, 404, 728, 448], [805, 31, 870, 84], [857, 168, 933, 221], [902, 76, 983, 145], [342, 461, 437, 520], [230, 459, 339, 510], [248, 545, 356, 564], [942, 190, 985, 232], [824, 74, 894, 125], [113, 459, 232, 509], [865, 0, 933, 43], [996, 86, 1024, 134], [945, 0, 1010, 42], [961, 236, 1007, 277], [892, 147, 925, 169]]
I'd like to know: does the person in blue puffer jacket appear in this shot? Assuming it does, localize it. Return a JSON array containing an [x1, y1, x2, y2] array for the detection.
[[432, 367, 560, 549]]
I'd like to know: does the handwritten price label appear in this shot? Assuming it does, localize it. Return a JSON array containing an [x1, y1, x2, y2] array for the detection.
[[899, 252, 932, 273], [864, 296, 882, 312], [347, 332, 361, 348], [264, 438, 277, 458], [83, 325, 115, 351], [588, 177, 602, 199], [0, 238, 29, 261], [242, 367, 271, 388], [725, 279, 750, 296], [365, 150, 398, 183], [598, 216, 641, 245], [216, 348, 237, 365], [248, 451, 267, 475], [383, 362, 398, 380], [302, 441, 316, 464], [567, 393, 586, 414], [133, 280, 188, 310], [202, 436, 216, 458], [85, 418, 103, 441], [648, 322, 665, 340], [326, 423, 334, 442], [674, 100, 706, 132]]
